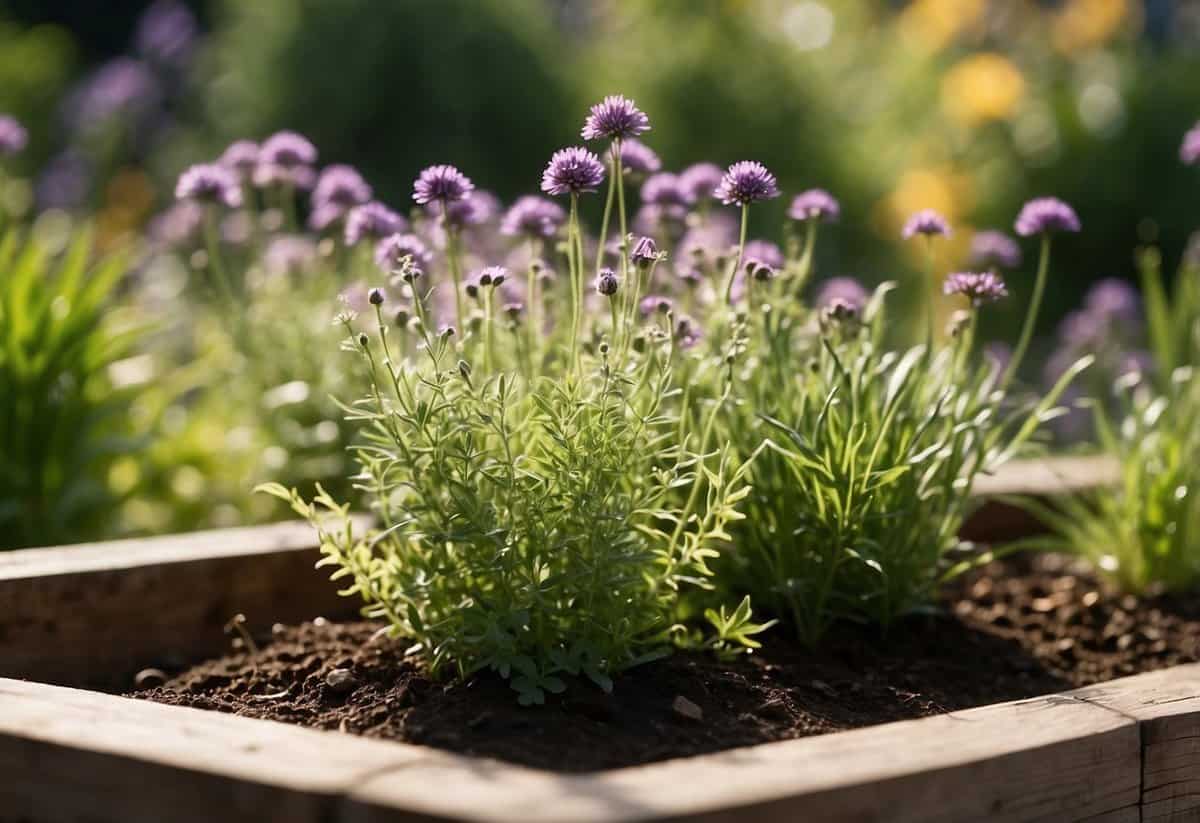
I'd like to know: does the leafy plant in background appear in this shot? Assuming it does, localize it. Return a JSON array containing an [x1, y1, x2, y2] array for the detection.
[[1023, 126, 1200, 593], [0, 225, 143, 548], [719, 197, 1089, 645]]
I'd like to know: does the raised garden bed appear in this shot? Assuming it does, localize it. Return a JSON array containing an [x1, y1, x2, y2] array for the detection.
[[5, 455, 1200, 822]]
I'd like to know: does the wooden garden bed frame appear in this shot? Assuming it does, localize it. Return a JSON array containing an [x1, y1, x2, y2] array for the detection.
[[4, 455, 1197, 823]]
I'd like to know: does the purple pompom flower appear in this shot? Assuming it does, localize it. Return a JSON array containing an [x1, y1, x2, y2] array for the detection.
[[65, 58, 158, 128], [438, 189, 499, 229], [1084, 278, 1141, 326], [642, 173, 695, 208], [714, 161, 780, 206], [500, 196, 565, 239], [412, 164, 474, 205], [581, 95, 650, 141], [744, 239, 784, 270], [309, 165, 372, 230], [220, 140, 259, 178], [254, 131, 318, 189], [787, 189, 840, 223], [1014, 197, 1080, 236], [639, 295, 673, 316], [814, 277, 868, 309], [596, 268, 620, 296], [541, 147, 606, 196], [969, 230, 1022, 270], [1180, 122, 1200, 166], [175, 163, 243, 208], [135, 0, 197, 65], [943, 271, 1008, 306], [680, 163, 725, 203], [0, 115, 28, 156], [619, 139, 662, 175], [264, 235, 318, 277], [344, 202, 407, 246], [902, 209, 951, 239], [148, 201, 204, 249], [375, 233, 433, 271]]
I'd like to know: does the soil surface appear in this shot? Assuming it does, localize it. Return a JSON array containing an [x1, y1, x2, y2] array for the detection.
[[137, 554, 1200, 772]]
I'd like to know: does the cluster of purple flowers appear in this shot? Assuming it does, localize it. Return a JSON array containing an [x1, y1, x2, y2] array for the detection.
[[943, 271, 1009, 306], [969, 230, 1022, 270]]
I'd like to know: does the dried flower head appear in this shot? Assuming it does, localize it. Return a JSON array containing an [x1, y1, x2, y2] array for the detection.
[[1014, 197, 1080, 236], [345, 202, 407, 246], [943, 271, 1009, 306], [680, 163, 725, 203], [581, 95, 650, 141], [902, 209, 951, 239], [1181, 122, 1200, 166], [787, 189, 840, 223], [413, 164, 474, 205], [541, 147, 606, 196], [969, 230, 1022, 269], [500, 196, 565, 239], [175, 163, 243, 208], [619, 139, 661, 175], [0, 115, 28, 156], [714, 161, 780, 206], [596, 268, 620, 296]]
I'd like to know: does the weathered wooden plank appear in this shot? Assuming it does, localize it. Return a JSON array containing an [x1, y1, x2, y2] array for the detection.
[[1073, 664, 1200, 823], [343, 693, 1140, 823], [0, 521, 357, 688], [0, 678, 432, 823]]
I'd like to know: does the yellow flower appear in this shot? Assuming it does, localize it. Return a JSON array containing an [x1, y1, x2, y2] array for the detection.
[[1052, 0, 1132, 54], [899, 0, 986, 53], [941, 53, 1026, 127]]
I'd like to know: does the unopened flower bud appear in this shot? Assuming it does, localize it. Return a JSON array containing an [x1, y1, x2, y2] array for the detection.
[[458, 359, 471, 380], [368, 288, 385, 306], [394, 308, 410, 327], [630, 236, 658, 270], [357, 332, 369, 348], [596, 268, 619, 296]]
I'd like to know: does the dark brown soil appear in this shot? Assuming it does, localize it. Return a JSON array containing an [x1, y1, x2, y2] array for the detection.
[[136, 554, 1200, 773]]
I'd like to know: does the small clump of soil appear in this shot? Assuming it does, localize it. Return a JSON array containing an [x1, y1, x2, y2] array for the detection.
[[136, 554, 1200, 772]]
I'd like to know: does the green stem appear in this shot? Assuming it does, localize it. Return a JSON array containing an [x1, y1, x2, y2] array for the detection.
[[484, 287, 495, 373], [442, 203, 466, 334], [923, 235, 937, 347], [525, 243, 540, 379], [723, 204, 751, 305], [1002, 233, 1051, 390], [204, 209, 237, 309], [594, 150, 617, 277], [567, 194, 581, 373], [793, 220, 818, 298]]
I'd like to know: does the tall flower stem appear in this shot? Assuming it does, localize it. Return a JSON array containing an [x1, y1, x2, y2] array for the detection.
[[204, 208, 237, 308], [441, 203, 466, 334], [594, 152, 617, 277], [525, 240, 541, 378], [1002, 233, 1051, 390], [483, 287, 495, 373], [723, 204, 751, 305], [793, 220, 818, 297], [567, 193, 582, 373], [922, 236, 938, 346]]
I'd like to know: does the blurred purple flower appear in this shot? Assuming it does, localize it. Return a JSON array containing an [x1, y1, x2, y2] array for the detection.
[[675, 315, 703, 349], [344, 202, 407, 247], [413, 164, 473, 205], [541, 147, 605, 196], [148, 201, 204, 248], [581, 95, 650, 141], [1014, 197, 1080, 236], [714, 161, 780, 206], [814, 277, 868, 309], [619, 139, 661, 175], [65, 58, 158, 128], [36, 151, 90, 210], [943, 271, 1008, 306], [175, 163, 242, 208], [1180, 122, 1200, 166], [744, 239, 784, 270], [969, 230, 1022, 269], [902, 209, 950, 239], [0, 115, 28, 156], [680, 163, 725, 203], [436, 189, 500, 229], [500, 196, 565, 239], [220, 140, 259, 179], [309, 165, 372, 230], [642, 172, 694, 207], [639, 294, 673, 316], [254, 131, 318, 189], [264, 235, 318, 276], [787, 189, 840, 223], [1084, 278, 1140, 326], [135, 0, 197, 66], [375, 233, 433, 271]]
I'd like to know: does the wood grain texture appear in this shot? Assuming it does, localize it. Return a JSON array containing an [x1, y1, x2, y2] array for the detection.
[[1074, 665, 1200, 823]]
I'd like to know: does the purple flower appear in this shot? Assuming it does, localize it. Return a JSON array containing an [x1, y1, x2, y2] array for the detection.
[[309, 165, 373, 230], [1085, 278, 1141, 326], [135, 0, 197, 66], [0, 115, 28, 156], [541, 147, 605, 196], [680, 163, 725, 203], [344, 202, 407, 246], [220, 140, 259, 178], [639, 295, 673, 315], [902, 209, 951, 239], [36, 151, 90, 210], [581, 95, 650, 141], [814, 277, 868, 309], [65, 58, 158, 128], [1014, 197, 1080, 236], [619, 139, 661, 175], [413, 164, 474, 205], [1180, 122, 1200, 166], [715, 161, 780, 206], [437, 189, 499, 229], [477, 266, 508, 287], [675, 315, 704, 349], [596, 268, 619, 296], [500, 196, 565, 239], [787, 189, 840, 223], [175, 163, 242, 208], [255, 131, 318, 189], [148, 201, 204, 249], [642, 173, 694, 207], [744, 239, 784, 270], [630, 236, 658, 268], [264, 235, 318, 276], [969, 230, 1022, 270], [943, 271, 1008, 306], [375, 233, 432, 271]]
